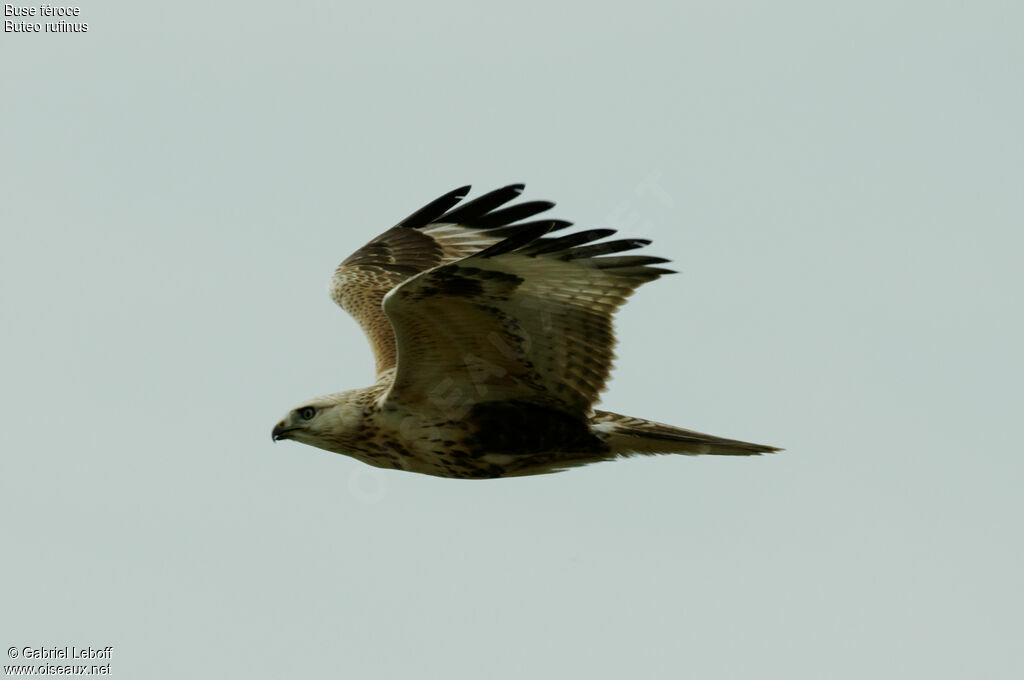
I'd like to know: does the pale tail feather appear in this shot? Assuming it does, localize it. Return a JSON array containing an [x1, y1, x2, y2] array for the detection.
[[591, 410, 781, 457]]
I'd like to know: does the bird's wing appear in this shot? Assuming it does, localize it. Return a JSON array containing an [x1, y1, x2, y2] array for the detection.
[[330, 185, 570, 377], [381, 225, 674, 417]]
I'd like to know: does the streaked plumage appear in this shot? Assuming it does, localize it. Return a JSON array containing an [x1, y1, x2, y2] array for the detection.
[[272, 185, 779, 478]]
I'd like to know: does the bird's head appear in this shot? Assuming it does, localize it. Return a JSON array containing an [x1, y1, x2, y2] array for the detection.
[[271, 392, 366, 453]]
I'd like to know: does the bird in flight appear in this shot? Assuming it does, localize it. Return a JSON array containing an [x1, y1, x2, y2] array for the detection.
[[272, 185, 779, 478]]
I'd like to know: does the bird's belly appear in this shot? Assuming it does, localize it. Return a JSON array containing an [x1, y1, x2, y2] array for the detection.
[[365, 404, 606, 479], [364, 410, 478, 477]]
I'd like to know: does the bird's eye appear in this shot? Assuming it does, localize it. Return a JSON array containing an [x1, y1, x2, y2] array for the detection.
[[298, 407, 317, 420]]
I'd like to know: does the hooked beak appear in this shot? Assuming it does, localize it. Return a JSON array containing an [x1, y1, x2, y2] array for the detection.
[[272, 422, 296, 442]]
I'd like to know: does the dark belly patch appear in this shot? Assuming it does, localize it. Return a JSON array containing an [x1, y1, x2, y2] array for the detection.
[[466, 401, 605, 455]]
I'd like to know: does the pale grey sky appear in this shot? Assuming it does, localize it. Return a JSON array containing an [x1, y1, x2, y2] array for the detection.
[[2, 1, 1022, 678]]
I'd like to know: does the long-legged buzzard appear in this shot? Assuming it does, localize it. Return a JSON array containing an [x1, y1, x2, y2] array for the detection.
[[272, 185, 779, 478]]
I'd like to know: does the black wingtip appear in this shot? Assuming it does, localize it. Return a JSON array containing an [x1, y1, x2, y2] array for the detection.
[[521, 228, 618, 257], [397, 185, 473, 230], [476, 223, 555, 258], [438, 184, 530, 227], [470, 201, 557, 229]]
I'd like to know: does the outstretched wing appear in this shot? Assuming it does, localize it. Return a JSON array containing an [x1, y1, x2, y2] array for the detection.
[[381, 227, 674, 417], [330, 185, 570, 377]]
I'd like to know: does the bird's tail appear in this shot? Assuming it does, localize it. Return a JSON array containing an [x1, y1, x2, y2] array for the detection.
[[590, 410, 781, 457]]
